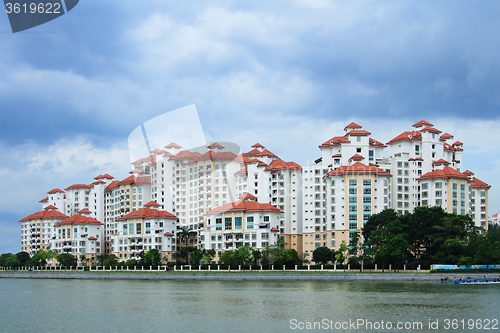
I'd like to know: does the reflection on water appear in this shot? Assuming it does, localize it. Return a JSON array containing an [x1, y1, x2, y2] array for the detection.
[[0, 279, 498, 333]]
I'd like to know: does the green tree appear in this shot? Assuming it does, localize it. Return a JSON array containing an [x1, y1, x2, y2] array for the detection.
[[335, 241, 349, 264], [56, 253, 76, 267], [4, 255, 20, 268], [179, 246, 196, 264], [103, 254, 118, 267], [0, 253, 13, 267], [231, 244, 253, 266], [252, 250, 262, 265], [312, 246, 332, 265], [15, 251, 31, 267], [348, 231, 365, 265], [219, 251, 233, 266], [32, 250, 55, 267], [144, 249, 162, 266]]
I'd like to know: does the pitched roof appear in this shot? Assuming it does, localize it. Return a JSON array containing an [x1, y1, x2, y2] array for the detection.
[[324, 162, 392, 177], [417, 166, 469, 181], [104, 180, 120, 192], [412, 120, 434, 127], [244, 148, 262, 157], [256, 149, 277, 158], [144, 201, 161, 207], [48, 188, 65, 194], [453, 141, 463, 146], [369, 138, 387, 148], [238, 193, 257, 200], [344, 122, 362, 131], [463, 170, 474, 176], [94, 174, 114, 180], [207, 142, 224, 149], [419, 127, 442, 134], [440, 133, 454, 140], [131, 154, 156, 165], [129, 168, 145, 174], [88, 237, 98, 240], [235, 167, 248, 176], [118, 175, 151, 186], [164, 232, 174, 236], [39, 197, 48, 203], [55, 215, 103, 227], [347, 129, 371, 136], [19, 209, 68, 222], [93, 180, 106, 185], [471, 177, 491, 189], [386, 131, 422, 145], [349, 154, 364, 161], [264, 159, 302, 172], [251, 143, 264, 148], [205, 200, 282, 215], [117, 207, 178, 221], [319, 135, 350, 147], [150, 148, 167, 154], [432, 159, 451, 165], [65, 184, 92, 191], [165, 143, 182, 149], [77, 209, 92, 214]]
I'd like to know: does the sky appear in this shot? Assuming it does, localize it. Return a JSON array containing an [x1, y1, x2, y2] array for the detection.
[[1, 1, 500, 254]]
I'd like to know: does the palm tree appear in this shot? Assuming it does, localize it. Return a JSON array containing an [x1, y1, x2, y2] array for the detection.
[[178, 226, 195, 263]]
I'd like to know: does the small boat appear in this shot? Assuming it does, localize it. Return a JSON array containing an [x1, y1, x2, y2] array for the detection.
[[453, 278, 500, 285]]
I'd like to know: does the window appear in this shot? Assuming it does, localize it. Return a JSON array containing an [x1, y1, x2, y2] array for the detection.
[[247, 216, 254, 229], [235, 217, 242, 229], [264, 216, 270, 222], [224, 217, 232, 230], [216, 218, 222, 230]]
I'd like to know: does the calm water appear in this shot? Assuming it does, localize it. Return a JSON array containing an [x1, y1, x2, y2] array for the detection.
[[1, 278, 499, 332]]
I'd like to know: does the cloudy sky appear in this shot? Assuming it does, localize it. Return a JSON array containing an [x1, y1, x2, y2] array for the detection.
[[1, 1, 500, 254]]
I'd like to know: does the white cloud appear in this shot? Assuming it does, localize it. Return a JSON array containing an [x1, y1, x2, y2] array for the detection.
[[0, 136, 130, 215]]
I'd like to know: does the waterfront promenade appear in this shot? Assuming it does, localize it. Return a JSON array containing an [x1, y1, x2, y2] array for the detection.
[[0, 270, 483, 282]]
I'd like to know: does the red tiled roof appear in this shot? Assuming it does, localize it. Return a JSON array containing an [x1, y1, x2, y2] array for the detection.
[[265, 160, 302, 172], [117, 175, 151, 186], [150, 148, 167, 154], [205, 200, 282, 215], [471, 177, 491, 189], [235, 154, 261, 165], [256, 149, 277, 158], [48, 188, 65, 194], [440, 133, 454, 140], [419, 127, 442, 134], [165, 143, 182, 149], [344, 122, 362, 130], [93, 180, 105, 185], [271, 228, 279, 232], [251, 143, 264, 148], [117, 207, 178, 221], [349, 154, 364, 161], [417, 166, 469, 181], [463, 170, 474, 176], [412, 120, 434, 127], [19, 210, 68, 222], [55, 215, 103, 227], [129, 168, 145, 174], [44, 205, 58, 210], [347, 129, 371, 136], [453, 141, 463, 146], [332, 154, 341, 158], [164, 232, 174, 236], [199, 150, 237, 161], [94, 174, 114, 180], [172, 150, 201, 161], [319, 136, 350, 148], [207, 142, 225, 149], [104, 180, 120, 192], [238, 193, 257, 200], [88, 237, 97, 240], [369, 138, 387, 148], [235, 167, 248, 176], [325, 162, 392, 177], [144, 201, 161, 207], [77, 209, 92, 214], [432, 159, 450, 165], [65, 184, 92, 190], [132, 154, 156, 165], [39, 197, 48, 203], [387, 131, 422, 145], [244, 148, 262, 157]]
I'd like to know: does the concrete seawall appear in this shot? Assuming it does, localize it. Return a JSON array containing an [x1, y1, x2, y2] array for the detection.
[[0, 271, 485, 282]]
